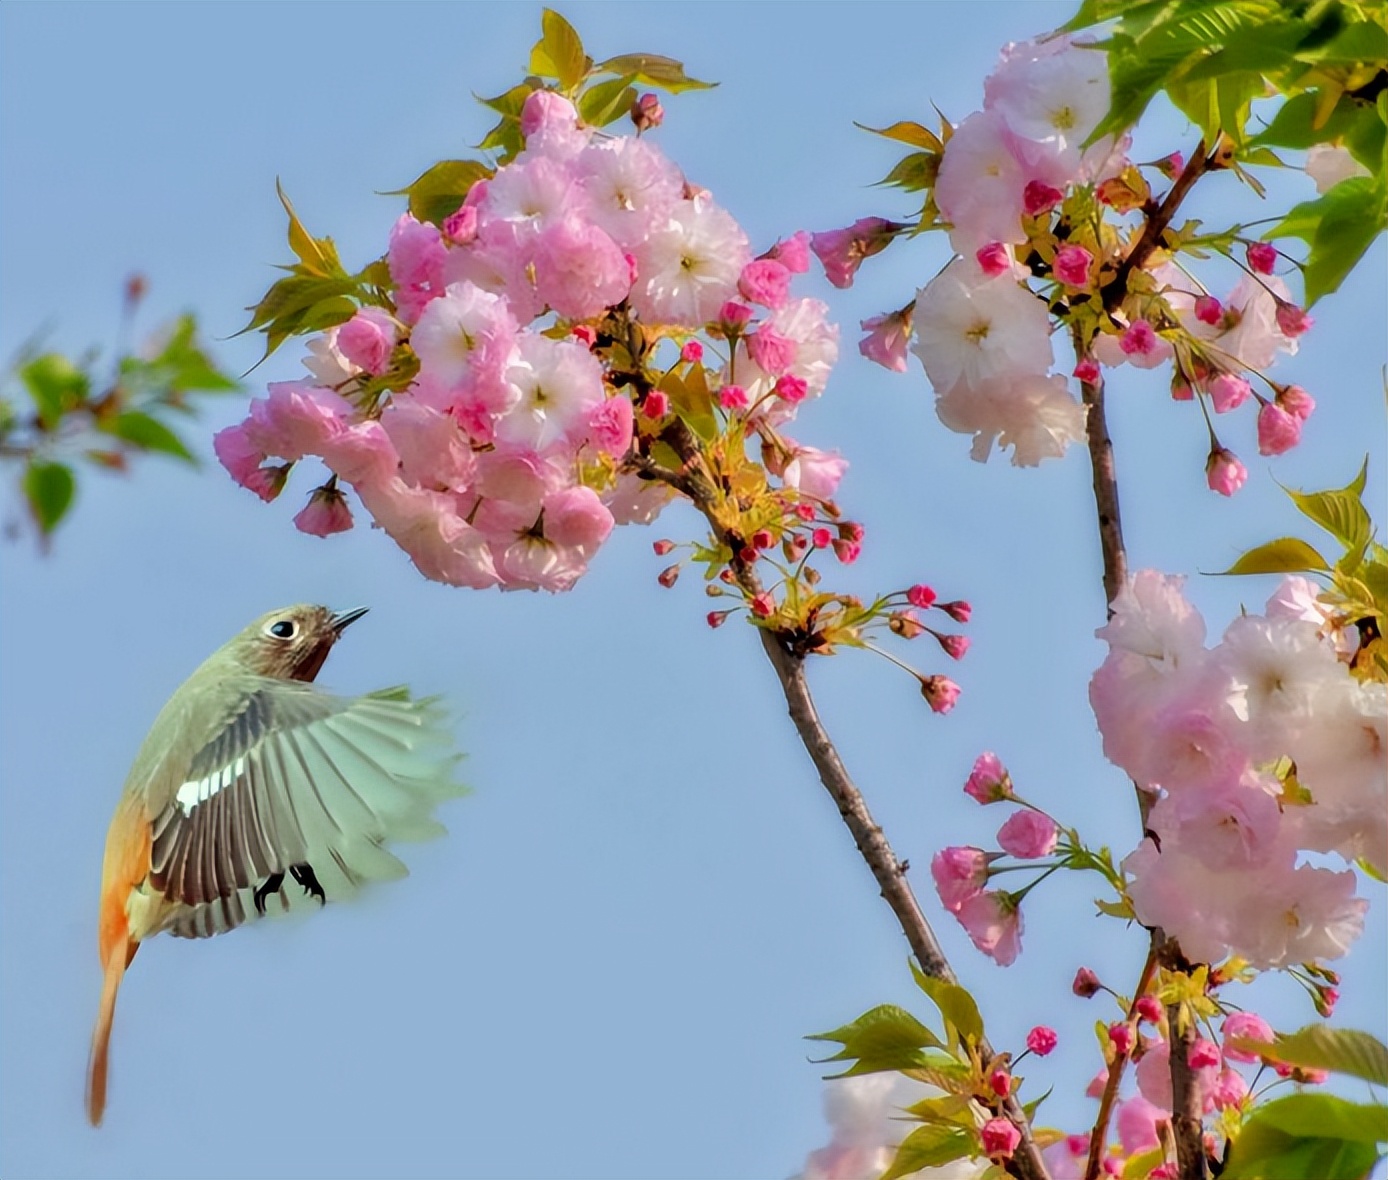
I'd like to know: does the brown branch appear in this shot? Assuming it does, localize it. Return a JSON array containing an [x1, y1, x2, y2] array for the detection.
[[1078, 136, 1227, 1180], [1084, 950, 1159, 1180]]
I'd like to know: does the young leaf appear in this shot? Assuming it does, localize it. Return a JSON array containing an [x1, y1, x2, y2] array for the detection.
[[1216, 537, 1330, 576], [578, 74, 638, 128], [276, 180, 342, 278], [20, 353, 89, 430], [390, 159, 492, 227], [1285, 459, 1374, 554], [99, 411, 195, 463], [1267, 176, 1387, 304], [910, 966, 984, 1047], [856, 120, 944, 151], [807, 1004, 946, 1076], [880, 1124, 976, 1180], [23, 459, 76, 535], [595, 53, 714, 93], [1227, 1026, 1388, 1087], [531, 9, 587, 91]]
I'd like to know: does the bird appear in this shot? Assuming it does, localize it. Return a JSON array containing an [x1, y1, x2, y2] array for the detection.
[[86, 604, 462, 1126]]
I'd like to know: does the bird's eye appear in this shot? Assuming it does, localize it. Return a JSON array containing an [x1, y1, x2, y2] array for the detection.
[[268, 620, 296, 639]]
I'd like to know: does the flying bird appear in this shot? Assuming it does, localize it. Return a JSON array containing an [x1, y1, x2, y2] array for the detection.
[[86, 604, 462, 1125]]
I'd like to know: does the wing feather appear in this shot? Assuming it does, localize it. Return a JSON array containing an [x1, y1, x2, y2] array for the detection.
[[148, 678, 462, 939]]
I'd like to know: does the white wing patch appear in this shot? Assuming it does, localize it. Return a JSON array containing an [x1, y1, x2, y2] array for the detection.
[[174, 754, 248, 815]]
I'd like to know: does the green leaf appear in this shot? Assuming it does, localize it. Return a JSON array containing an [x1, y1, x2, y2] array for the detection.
[[807, 1004, 945, 1076], [143, 315, 238, 392], [530, 9, 587, 91], [19, 353, 89, 430], [875, 151, 939, 193], [476, 82, 533, 161], [910, 965, 984, 1047], [1217, 536, 1331, 576], [99, 411, 195, 462], [1228, 1026, 1388, 1087], [1224, 1094, 1387, 1179], [578, 74, 638, 127], [1286, 459, 1373, 553], [276, 180, 342, 278], [390, 159, 492, 227], [242, 275, 360, 336], [595, 53, 714, 93], [1267, 176, 1387, 304], [23, 459, 75, 535], [856, 120, 943, 151], [1252, 91, 1359, 148], [881, 1124, 976, 1180]]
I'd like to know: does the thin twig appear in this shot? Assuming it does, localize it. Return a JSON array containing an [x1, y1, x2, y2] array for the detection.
[[1084, 950, 1158, 1180]]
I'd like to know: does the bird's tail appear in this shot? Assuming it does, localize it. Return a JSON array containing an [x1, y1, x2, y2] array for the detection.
[[86, 932, 135, 1127]]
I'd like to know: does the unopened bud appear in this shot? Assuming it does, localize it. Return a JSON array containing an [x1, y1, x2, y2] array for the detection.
[[751, 529, 774, 550], [940, 599, 972, 623], [1073, 967, 1101, 998], [937, 633, 969, 660], [750, 592, 775, 618], [570, 323, 597, 347], [657, 563, 681, 588], [631, 92, 664, 133], [706, 610, 730, 629], [919, 674, 960, 714], [653, 539, 675, 556], [641, 390, 669, 419], [890, 610, 926, 639]]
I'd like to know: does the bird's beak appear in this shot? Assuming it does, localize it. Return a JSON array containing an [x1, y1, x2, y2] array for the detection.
[[330, 606, 369, 634]]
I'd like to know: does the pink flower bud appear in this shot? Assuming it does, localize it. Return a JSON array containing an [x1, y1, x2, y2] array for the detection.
[[1246, 241, 1278, 274], [1221, 1012, 1274, 1063], [630, 91, 663, 132], [907, 583, 937, 609], [1135, 996, 1163, 1024], [838, 521, 864, 543], [858, 306, 913, 372], [989, 1067, 1012, 1097], [774, 374, 809, 403], [680, 340, 704, 364], [1023, 180, 1063, 215], [1275, 300, 1313, 337], [747, 327, 797, 375], [1027, 1026, 1058, 1056], [931, 846, 990, 911], [997, 810, 1058, 858], [1210, 373, 1251, 413], [1108, 1022, 1135, 1055], [1277, 384, 1316, 421], [657, 564, 681, 588], [751, 529, 774, 550], [1257, 402, 1302, 455], [750, 592, 775, 618], [1119, 319, 1159, 357], [1074, 358, 1101, 384], [718, 384, 749, 410], [653, 539, 675, 556], [964, 752, 1013, 804], [940, 599, 972, 623], [1054, 245, 1094, 287], [1317, 986, 1340, 1017], [920, 675, 961, 714], [1194, 295, 1222, 325], [1188, 1038, 1221, 1070], [706, 610, 729, 628], [442, 203, 479, 246], [981, 1117, 1021, 1159], [1073, 967, 1101, 997], [642, 390, 669, 419], [810, 217, 904, 288], [1206, 446, 1247, 497], [811, 527, 832, 548], [890, 610, 926, 639], [570, 323, 597, 347], [832, 538, 861, 564], [1156, 152, 1184, 180], [716, 301, 755, 332], [293, 484, 353, 537], [737, 546, 757, 564], [794, 503, 816, 522], [336, 307, 397, 376], [976, 242, 1012, 276], [938, 633, 970, 660], [738, 258, 792, 309], [1171, 377, 1194, 401]]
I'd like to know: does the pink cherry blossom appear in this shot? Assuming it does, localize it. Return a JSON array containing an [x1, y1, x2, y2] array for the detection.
[[1210, 1067, 1250, 1111], [520, 88, 579, 140], [920, 674, 960, 714], [532, 216, 632, 319], [1305, 143, 1372, 192], [542, 485, 614, 550], [718, 384, 749, 410], [1135, 995, 1163, 1024], [494, 334, 606, 453], [1277, 384, 1316, 420], [782, 445, 848, 501], [1073, 357, 1100, 383], [336, 307, 397, 375], [1022, 179, 1063, 215], [747, 326, 797, 375], [381, 400, 476, 492], [936, 371, 1087, 467], [586, 394, 634, 458], [907, 584, 937, 609], [387, 213, 447, 290], [985, 35, 1109, 166], [1194, 295, 1223, 325], [1026, 1026, 1058, 1056], [1053, 244, 1093, 286], [997, 810, 1058, 858], [1206, 447, 1247, 496], [981, 1117, 1021, 1158], [1116, 1096, 1168, 1155], [293, 484, 354, 537], [766, 230, 811, 274], [1108, 1022, 1135, 1055], [955, 890, 1023, 965], [935, 111, 1029, 250], [214, 423, 270, 488], [931, 846, 990, 911], [858, 307, 912, 372], [738, 258, 791, 309], [810, 216, 902, 288], [1246, 241, 1277, 274], [573, 136, 684, 251], [976, 242, 1014, 276], [443, 203, 479, 246], [964, 751, 1013, 803], [1257, 401, 1302, 455], [357, 477, 498, 589], [630, 194, 749, 326], [1274, 300, 1313, 338]]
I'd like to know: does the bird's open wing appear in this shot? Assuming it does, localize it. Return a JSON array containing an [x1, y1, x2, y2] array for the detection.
[[147, 680, 462, 938]]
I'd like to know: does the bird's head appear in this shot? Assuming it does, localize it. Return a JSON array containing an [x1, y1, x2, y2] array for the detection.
[[234, 605, 369, 682]]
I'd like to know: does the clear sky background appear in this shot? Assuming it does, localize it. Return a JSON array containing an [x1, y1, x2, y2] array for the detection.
[[1, 4, 1384, 1178]]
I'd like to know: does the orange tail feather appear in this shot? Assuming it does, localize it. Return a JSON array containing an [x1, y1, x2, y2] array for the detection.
[[86, 933, 135, 1127]]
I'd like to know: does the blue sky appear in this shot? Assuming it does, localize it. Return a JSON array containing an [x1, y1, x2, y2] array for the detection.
[[2, 4, 1384, 1178]]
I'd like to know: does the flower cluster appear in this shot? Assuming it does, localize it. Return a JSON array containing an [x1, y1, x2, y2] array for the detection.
[[1092, 571, 1379, 968], [818, 35, 1320, 483], [218, 88, 845, 594]]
